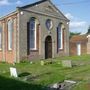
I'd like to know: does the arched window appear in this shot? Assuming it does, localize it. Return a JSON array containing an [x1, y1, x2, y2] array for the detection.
[[57, 23, 63, 49], [0, 24, 2, 50], [29, 17, 36, 50], [7, 20, 13, 50]]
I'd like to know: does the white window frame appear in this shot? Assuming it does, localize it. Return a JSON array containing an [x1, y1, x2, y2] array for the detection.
[[7, 20, 13, 50], [29, 18, 37, 50], [58, 24, 63, 49], [60, 26, 63, 49]]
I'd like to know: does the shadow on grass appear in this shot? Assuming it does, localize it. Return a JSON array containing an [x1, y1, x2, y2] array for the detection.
[[0, 75, 45, 90], [26, 72, 52, 81], [18, 72, 31, 77]]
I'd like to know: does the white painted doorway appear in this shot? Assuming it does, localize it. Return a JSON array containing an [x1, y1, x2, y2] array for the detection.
[[77, 43, 81, 56]]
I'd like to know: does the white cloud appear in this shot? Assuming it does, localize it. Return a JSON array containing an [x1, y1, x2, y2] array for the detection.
[[70, 21, 87, 29], [65, 13, 74, 20], [65, 13, 87, 33], [16, 1, 23, 5], [0, 0, 10, 6], [0, 0, 23, 6]]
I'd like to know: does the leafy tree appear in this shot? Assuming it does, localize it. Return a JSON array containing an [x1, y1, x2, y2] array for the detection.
[[86, 26, 90, 34], [69, 32, 81, 38]]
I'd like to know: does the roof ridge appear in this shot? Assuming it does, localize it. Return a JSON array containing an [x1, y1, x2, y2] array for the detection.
[[18, 0, 50, 9]]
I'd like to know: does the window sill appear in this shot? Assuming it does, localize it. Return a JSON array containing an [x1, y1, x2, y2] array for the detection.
[[8, 49, 13, 52], [0, 49, 2, 52], [58, 48, 64, 51], [30, 49, 38, 52]]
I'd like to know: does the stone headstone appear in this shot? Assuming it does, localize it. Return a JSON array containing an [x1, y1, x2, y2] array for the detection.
[[52, 83, 59, 89], [62, 60, 72, 68], [48, 80, 76, 90], [41, 61, 44, 66], [10, 67, 18, 78], [30, 61, 33, 64], [64, 80, 76, 84]]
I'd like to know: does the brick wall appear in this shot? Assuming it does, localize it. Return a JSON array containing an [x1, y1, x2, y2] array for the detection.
[[0, 13, 18, 63], [70, 41, 87, 56], [69, 42, 77, 55], [81, 42, 87, 55]]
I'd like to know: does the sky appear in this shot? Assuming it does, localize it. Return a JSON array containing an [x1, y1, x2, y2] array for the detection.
[[0, 0, 90, 34]]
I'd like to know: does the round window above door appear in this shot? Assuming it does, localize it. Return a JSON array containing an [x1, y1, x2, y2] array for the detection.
[[46, 19, 53, 30]]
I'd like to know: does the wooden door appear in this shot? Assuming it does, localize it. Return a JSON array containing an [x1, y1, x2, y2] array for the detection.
[[45, 36, 52, 59]]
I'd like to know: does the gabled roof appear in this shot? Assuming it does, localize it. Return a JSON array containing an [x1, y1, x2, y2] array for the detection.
[[0, 11, 17, 21], [18, 0, 69, 21], [18, 0, 49, 9], [70, 35, 88, 43], [0, 0, 69, 21]]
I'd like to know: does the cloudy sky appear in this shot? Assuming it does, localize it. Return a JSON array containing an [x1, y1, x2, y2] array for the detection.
[[0, 0, 90, 34]]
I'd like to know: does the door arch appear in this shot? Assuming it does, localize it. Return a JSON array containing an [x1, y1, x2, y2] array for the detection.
[[45, 36, 52, 59]]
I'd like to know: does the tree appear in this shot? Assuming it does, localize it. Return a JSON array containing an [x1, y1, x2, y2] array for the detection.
[[69, 32, 81, 38], [86, 26, 90, 34]]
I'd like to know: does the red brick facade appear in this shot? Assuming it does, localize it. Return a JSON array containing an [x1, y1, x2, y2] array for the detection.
[[0, 13, 18, 63], [0, 0, 69, 63], [70, 35, 88, 56]]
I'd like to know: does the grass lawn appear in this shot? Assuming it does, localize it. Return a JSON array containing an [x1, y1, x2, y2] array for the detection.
[[0, 55, 90, 90]]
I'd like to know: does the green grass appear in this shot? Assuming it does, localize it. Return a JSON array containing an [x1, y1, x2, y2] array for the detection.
[[0, 55, 90, 90]]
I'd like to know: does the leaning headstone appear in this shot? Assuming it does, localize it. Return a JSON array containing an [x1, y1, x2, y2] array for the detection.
[[62, 60, 72, 68], [10, 67, 18, 78]]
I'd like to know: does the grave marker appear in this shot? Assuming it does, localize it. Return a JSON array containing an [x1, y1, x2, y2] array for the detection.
[[62, 60, 72, 68], [41, 61, 44, 66], [10, 67, 18, 78]]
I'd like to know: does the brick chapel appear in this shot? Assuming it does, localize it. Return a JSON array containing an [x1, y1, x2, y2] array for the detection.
[[0, 0, 69, 63]]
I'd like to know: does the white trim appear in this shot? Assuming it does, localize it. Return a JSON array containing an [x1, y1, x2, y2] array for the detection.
[[30, 18, 37, 50], [30, 23, 37, 50], [60, 26, 63, 49], [58, 24, 63, 50], [21, 9, 69, 22], [7, 19, 13, 50]]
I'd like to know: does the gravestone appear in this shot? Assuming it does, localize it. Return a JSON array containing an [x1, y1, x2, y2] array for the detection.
[[48, 80, 76, 90], [10, 67, 18, 78], [40, 61, 44, 66], [62, 60, 72, 68]]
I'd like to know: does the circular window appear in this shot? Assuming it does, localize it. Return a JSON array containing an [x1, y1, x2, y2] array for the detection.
[[46, 19, 53, 30]]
